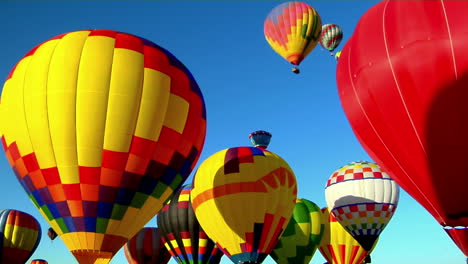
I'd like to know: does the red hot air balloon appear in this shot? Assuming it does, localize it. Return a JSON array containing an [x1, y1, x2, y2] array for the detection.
[[336, 0, 468, 259], [123, 227, 171, 264], [0, 209, 42, 264]]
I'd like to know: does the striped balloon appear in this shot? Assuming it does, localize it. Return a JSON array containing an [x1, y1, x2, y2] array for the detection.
[[29, 259, 48, 264], [270, 198, 324, 264], [318, 207, 374, 264], [0, 209, 41, 264], [0, 29, 206, 264], [157, 185, 223, 264], [264, 1, 322, 66], [319, 24, 343, 53], [325, 161, 399, 251], [123, 227, 170, 264]]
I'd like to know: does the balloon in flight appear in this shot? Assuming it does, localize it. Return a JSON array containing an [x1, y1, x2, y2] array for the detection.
[[0, 29, 207, 263], [0, 209, 41, 264], [336, 0, 468, 258], [264, 1, 322, 74], [123, 227, 171, 264], [191, 146, 297, 264]]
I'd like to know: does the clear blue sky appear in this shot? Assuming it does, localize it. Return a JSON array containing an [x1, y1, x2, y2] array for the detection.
[[0, 1, 464, 264]]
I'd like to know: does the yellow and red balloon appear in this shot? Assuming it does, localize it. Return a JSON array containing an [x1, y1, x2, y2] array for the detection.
[[0, 29, 206, 264]]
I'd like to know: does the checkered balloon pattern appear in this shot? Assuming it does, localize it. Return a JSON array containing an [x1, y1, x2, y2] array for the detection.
[[325, 161, 399, 251]]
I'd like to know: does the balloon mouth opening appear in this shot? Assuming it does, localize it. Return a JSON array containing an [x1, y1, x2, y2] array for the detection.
[[443, 226, 468, 230], [287, 54, 303, 65]]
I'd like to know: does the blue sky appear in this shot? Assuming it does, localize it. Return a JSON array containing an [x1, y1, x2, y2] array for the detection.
[[0, 1, 464, 264]]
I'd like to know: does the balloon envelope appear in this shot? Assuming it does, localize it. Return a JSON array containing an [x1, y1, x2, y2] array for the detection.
[[29, 260, 48, 264], [123, 227, 171, 264], [0, 209, 41, 264], [336, 0, 468, 256], [157, 184, 223, 264], [319, 24, 343, 52], [325, 161, 399, 251], [318, 207, 374, 264], [270, 198, 324, 264], [264, 1, 322, 66], [191, 146, 297, 264], [0, 29, 207, 263], [249, 131, 272, 149]]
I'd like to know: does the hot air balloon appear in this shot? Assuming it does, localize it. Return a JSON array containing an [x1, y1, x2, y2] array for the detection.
[[157, 184, 223, 264], [319, 24, 343, 56], [319, 207, 375, 264], [264, 1, 322, 74], [0, 29, 207, 264], [325, 161, 399, 251], [47, 227, 58, 241], [191, 146, 297, 264], [270, 198, 324, 264], [334, 51, 342, 61], [29, 260, 48, 264], [249, 131, 272, 149], [336, 0, 468, 260], [123, 227, 171, 264], [0, 209, 41, 264]]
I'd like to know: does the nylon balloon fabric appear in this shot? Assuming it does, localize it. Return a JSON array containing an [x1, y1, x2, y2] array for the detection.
[[325, 161, 399, 251], [191, 147, 297, 264], [318, 207, 374, 264], [264, 1, 322, 66], [336, 0, 468, 257], [123, 227, 171, 264], [157, 184, 223, 264], [0, 29, 207, 264], [29, 260, 48, 264], [0, 209, 41, 264], [270, 198, 324, 264]]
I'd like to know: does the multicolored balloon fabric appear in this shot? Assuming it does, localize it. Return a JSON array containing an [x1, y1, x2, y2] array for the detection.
[[191, 146, 297, 264], [325, 161, 399, 251], [264, 1, 322, 66], [29, 259, 48, 264], [157, 184, 223, 264], [0, 29, 207, 264], [336, 0, 468, 257], [0, 209, 41, 264], [319, 24, 343, 53], [123, 227, 171, 264], [318, 207, 374, 264], [270, 198, 324, 264]]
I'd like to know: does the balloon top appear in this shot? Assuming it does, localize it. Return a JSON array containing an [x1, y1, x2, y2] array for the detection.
[[249, 130, 272, 149]]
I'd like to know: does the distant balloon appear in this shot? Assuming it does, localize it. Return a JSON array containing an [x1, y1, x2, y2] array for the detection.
[[249, 130, 272, 149], [0, 29, 207, 264], [264, 1, 322, 73], [325, 161, 399, 251], [319, 24, 343, 55], [0, 209, 41, 264], [270, 198, 324, 264], [157, 184, 223, 264], [123, 227, 171, 264], [334, 51, 342, 61], [336, 0, 468, 258], [29, 260, 48, 264], [47, 227, 57, 241], [191, 146, 297, 264], [318, 207, 375, 264]]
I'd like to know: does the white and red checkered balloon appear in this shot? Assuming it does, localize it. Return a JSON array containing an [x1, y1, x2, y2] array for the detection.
[[325, 161, 399, 251]]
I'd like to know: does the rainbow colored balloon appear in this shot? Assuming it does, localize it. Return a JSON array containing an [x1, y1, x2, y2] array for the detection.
[[0, 209, 41, 264], [264, 1, 322, 72], [123, 227, 171, 264], [0, 29, 207, 264]]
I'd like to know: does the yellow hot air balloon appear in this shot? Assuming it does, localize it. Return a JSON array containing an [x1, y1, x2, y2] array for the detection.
[[319, 207, 376, 264], [191, 146, 297, 264], [1, 30, 207, 264], [264, 1, 322, 74]]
